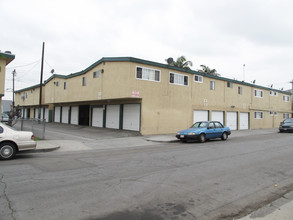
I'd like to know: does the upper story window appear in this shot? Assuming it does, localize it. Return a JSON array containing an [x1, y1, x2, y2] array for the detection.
[[169, 72, 188, 86], [136, 66, 160, 82], [64, 82, 67, 90], [283, 113, 290, 119], [82, 77, 86, 86], [194, 75, 203, 83], [270, 91, 278, 96], [238, 86, 242, 95], [93, 71, 100, 78], [283, 95, 290, 102], [254, 89, 263, 98], [227, 82, 233, 88], [254, 111, 263, 119], [55, 81, 60, 87], [210, 81, 215, 90], [24, 92, 28, 99]]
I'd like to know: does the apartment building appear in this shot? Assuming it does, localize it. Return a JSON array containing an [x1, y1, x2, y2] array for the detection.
[[15, 57, 292, 135], [0, 51, 15, 113]]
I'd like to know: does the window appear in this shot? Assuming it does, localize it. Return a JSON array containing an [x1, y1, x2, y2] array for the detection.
[[64, 82, 67, 90], [169, 72, 188, 86], [56, 81, 60, 87], [136, 67, 160, 82], [274, 112, 278, 116], [214, 122, 224, 128], [238, 86, 242, 95], [283, 95, 290, 102], [254, 111, 263, 119], [283, 113, 290, 119], [227, 82, 233, 88], [194, 75, 203, 83], [24, 92, 28, 99], [254, 89, 263, 98], [82, 77, 86, 86], [210, 81, 215, 90], [270, 91, 278, 96], [270, 111, 274, 116], [93, 71, 100, 78]]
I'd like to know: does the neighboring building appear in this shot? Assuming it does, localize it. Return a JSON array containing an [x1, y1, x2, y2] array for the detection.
[[0, 51, 15, 114], [15, 57, 292, 135]]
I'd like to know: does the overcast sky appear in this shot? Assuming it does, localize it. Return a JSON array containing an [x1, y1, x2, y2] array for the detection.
[[1, 0, 293, 100]]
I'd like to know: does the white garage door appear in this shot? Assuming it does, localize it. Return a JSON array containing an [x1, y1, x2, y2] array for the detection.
[[193, 110, 208, 123], [106, 105, 120, 129], [62, 106, 70, 124], [227, 111, 237, 130], [54, 107, 61, 123], [240, 112, 249, 130], [92, 107, 104, 127], [123, 104, 140, 131], [212, 111, 224, 125], [71, 106, 78, 125]]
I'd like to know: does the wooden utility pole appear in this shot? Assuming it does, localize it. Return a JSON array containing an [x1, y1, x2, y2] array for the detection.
[[38, 42, 45, 120], [290, 79, 293, 112]]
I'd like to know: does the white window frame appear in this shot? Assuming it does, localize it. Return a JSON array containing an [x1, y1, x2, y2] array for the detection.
[[270, 91, 278, 96], [136, 66, 160, 82], [82, 77, 86, 86], [283, 113, 290, 119], [254, 89, 264, 98], [283, 95, 290, 102], [210, 81, 215, 90], [227, 82, 233, 88], [194, 75, 203, 83], [169, 72, 189, 86], [93, 71, 100, 78], [270, 111, 274, 116], [254, 111, 263, 119], [238, 86, 242, 95], [64, 82, 67, 90], [24, 92, 28, 99], [56, 81, 60, 87], [274, 112, 278, 116]]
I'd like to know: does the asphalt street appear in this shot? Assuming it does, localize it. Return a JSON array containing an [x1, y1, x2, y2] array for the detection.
[[1, 124, 293, 220]]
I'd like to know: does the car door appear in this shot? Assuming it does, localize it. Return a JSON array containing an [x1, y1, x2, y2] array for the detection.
[[214, 122, 224, 138], [205, 122, 217, 139]]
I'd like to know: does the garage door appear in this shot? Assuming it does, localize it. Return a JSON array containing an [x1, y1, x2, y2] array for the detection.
[[106, 105, 120, 129], [227, 111, 237, 130], [123, 104, 140, 131], [92, 107, 104, 127], [54, 107, 61, 123], [212, 111, 224, 125], [62, 106, 70, 124], [193, 110, 208, 123], [240, 112, 249, 130], [71, 106, 78, 125]]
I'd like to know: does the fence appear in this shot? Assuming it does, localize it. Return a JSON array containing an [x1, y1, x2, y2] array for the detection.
[[14, 119, 46, 139]]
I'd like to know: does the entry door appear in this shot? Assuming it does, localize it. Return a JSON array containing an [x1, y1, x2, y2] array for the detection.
[[106, 105, 120, 129], [92, 107, 104, 127], [123, 104, 140, 131], [240, 112, 249, 130], [227, 112, 237, 130], [193, 110, 208, 123]]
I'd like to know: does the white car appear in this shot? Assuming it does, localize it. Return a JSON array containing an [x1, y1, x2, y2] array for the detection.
[[0, 122, 37, 160]]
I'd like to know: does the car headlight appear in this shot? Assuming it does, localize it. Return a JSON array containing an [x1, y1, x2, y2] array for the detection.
[[187, 132, 196, 135]]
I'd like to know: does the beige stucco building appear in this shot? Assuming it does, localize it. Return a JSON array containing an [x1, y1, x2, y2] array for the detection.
[[0, 51, 15, 113], [15, 57, 292, 135]]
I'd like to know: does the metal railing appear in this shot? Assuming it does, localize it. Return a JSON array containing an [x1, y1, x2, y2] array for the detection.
[[14, 119, 46, 139]]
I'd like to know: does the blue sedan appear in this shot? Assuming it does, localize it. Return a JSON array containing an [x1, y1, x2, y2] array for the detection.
[[176, 121, 231, 143]]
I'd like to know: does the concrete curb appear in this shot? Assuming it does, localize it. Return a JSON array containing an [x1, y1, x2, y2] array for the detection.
[[22, 146, 61, 154]]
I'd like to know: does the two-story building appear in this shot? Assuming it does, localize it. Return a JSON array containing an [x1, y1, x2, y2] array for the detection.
[[15, 57, 292, 135], [0, 51, 15, 113]]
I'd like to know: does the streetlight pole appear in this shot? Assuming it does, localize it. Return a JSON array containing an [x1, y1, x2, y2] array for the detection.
[[12, 69, 16, 109], [39, 42, 45, 120]]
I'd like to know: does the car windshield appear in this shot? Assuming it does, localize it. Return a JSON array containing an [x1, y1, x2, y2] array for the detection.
[[284, 118, 293, 123], [191, 122, 208, 128]]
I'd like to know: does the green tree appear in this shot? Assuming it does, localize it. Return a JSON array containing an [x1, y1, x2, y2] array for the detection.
[[198, 65, 219, 76], [166, 56, 193, 70]]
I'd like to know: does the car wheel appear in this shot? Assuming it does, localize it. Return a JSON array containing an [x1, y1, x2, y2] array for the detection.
[[221, 132, 228, 140], [0, 143, 17, 160], [199, 133, 206, 143]]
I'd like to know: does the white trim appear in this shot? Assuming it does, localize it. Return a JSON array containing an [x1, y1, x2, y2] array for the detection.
[[283, 95, 290, 102], [254, 89, 264, 98], [194, 75, 203, 83], [169, 72, 189, 86], [254, 111, 264, 119], [136, 66, 161, 82]]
